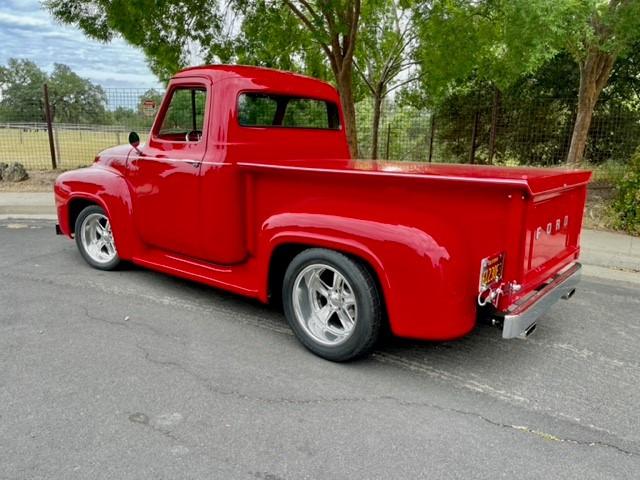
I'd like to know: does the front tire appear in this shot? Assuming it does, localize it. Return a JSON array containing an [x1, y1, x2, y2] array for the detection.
[[74, 205, 121, 271], [282, 248, 382, 362]]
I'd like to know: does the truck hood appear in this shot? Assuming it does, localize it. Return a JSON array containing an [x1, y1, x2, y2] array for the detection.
[[238, 159, 592, 196]]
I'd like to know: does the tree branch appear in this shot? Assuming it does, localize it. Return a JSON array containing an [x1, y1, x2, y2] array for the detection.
[[282, 0, 333, 60]]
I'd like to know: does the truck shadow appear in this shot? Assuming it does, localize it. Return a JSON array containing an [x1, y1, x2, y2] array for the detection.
[[127, 263, 541, 373]]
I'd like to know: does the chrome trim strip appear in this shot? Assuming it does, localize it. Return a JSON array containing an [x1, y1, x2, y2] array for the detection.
[[502, 262, 582, 339]]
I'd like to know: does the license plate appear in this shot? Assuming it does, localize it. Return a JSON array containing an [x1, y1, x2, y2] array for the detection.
[[479, 253, 504, 291]]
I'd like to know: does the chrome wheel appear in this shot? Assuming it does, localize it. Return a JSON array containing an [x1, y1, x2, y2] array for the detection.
[[292, 264, 358, 346], [80, 213, 117, 265]]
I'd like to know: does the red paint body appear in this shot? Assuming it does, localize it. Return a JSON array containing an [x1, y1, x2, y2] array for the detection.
[[54, 65, 591, 341]]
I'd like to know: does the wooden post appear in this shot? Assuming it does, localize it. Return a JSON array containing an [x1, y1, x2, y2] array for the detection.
[[43, 84, 57, 169], [469, 111, 480, 164], [385, 123, 391, 160], [54, 127, 62, 166], [428, 116, 435, 163]]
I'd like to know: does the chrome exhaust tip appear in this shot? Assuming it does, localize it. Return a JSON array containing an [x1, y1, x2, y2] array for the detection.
[[561, 288, 576, 300], [523, 323, 537, 337]]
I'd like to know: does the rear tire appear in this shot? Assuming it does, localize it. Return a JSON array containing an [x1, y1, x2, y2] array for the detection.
[[282, 248, 382, 361], [74, 205, 121, 271]]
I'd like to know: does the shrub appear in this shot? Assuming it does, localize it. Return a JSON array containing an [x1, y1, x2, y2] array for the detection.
[[611, 149, 640, 235]]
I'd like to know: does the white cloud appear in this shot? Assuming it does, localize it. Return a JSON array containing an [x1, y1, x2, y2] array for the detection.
[[0, 11, 48, 28], [0, 1, 162, 89]]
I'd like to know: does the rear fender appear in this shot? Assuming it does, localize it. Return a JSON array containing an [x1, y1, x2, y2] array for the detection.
[[258, 213, 476, 340], [54, 166, 138, 259]]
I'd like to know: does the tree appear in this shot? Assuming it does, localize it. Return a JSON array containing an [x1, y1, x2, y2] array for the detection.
[[232, 1, 331, 80], [48, 64, 107, 123], [45, 0, 369, 157], [355, 0, 418, 159], [563, 0, 640, 165], [279, 0, 363, 156], [415, 0, 640, 166], [0, 59, 107, 123], [0, 59, 48, 121], [414, 0, 565, 163], [45, 0, 225, 82]]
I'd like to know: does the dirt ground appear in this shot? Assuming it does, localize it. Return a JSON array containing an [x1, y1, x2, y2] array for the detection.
[[0, 170, 67, 193]]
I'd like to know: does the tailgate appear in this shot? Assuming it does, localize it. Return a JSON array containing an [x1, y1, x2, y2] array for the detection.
[[522, 184, 588, 286]]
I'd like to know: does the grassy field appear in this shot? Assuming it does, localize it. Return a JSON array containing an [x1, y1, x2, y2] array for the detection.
[[0, 128, 148, 170]]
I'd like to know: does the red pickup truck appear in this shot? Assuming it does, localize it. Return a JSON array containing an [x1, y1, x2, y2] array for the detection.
[[55, 65, 591, 361]]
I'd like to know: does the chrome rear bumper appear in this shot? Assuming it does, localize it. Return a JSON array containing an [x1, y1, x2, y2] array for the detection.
[[501, 262, 582, 339]]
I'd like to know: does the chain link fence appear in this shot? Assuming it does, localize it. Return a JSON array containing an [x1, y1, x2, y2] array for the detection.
[[358, 96, 640, 174], [0, 87, 161, 169], [1, 85, 639, 178]]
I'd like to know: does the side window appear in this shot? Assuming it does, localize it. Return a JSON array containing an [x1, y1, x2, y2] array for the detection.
[[237, 93, 340, 130], [157, 87, 207, 142]]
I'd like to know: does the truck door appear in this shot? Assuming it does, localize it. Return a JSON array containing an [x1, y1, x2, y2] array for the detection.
[[128, 80, 210, 258]]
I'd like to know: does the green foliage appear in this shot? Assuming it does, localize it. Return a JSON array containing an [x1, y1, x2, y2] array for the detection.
[[611, 148, 640, 235], [0, 59, 47, 121], [233, 1, 330, 80], [44, 0, 225, 82], [48, 64, 107, 123], [423, 50, 640, 166], [414, 0, 640, 105], [0, 58, 107, 124], [414, 0, 565, 103]]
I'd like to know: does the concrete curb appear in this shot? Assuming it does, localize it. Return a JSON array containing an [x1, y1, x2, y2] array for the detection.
[[580, 229, 640, 273], [0, 192, 56, 215]]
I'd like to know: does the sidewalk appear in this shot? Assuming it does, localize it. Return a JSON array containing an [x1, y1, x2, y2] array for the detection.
[[0, 192, 56, 216], [1, 192, 639, 276]]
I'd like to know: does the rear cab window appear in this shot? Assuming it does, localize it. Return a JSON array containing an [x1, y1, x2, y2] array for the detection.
[[238, 93, 340, 130]]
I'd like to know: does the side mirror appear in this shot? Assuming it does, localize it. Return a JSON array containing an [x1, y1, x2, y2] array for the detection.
[[128, 131, 142, 154]]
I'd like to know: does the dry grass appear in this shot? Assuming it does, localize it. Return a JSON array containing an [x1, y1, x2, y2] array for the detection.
[[584, 185, 617, 231], [0, 128, 148, 170]]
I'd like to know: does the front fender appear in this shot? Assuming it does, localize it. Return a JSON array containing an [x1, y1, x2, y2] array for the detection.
[[258, 213, 476, 340], [54, 166, 139, 259]]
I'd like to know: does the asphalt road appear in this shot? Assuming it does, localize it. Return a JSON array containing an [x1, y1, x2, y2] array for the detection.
[[1, 219, 640, 480]]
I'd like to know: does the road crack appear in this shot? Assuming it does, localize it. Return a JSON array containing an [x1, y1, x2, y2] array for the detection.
[[136, 344, 638, 458]]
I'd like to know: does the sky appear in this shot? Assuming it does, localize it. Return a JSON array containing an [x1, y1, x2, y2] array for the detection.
[[0, 0, 162, 89]]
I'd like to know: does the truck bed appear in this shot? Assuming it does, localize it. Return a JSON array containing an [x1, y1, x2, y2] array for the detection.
[[238, 159, 591, 195], [239, 158, 591, 324]]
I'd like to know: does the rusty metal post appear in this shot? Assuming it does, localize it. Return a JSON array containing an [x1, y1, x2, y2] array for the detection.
[[469, 111, 480, 164], [43, 84, 57, 169], [385, 123, 391, 160], [428, 115, 435, 163]]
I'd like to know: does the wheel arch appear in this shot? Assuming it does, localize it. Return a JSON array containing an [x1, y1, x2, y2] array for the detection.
[[55, 167, 138, 259], [67, 194, 110, 235], [265, 236, 390, 324], [258, 212, 476, 340]]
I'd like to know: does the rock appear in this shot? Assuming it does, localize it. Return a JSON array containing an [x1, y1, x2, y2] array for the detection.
[[0, 162, 8, 181], [3, 162, 29, 182]]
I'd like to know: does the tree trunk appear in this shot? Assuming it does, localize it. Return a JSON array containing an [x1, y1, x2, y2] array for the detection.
[[370, 88, 383, 159], [567, 49, 615, 166], [336, 65, 359, 158]]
